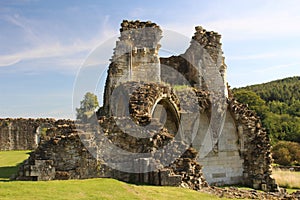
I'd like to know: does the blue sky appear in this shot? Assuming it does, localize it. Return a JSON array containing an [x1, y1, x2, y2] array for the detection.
[[1, 0, 300, 119]]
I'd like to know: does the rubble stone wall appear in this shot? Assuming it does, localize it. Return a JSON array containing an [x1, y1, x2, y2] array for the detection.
[[0, 118, 74, 151], [15, 116, 207, 190], [13, 88, 278, 191]]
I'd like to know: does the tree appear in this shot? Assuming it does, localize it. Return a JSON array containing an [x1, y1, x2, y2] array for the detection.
[[272, 141, 300, 166], [268, 101, 288, 115], [233, 89, 268, 117], [76, 92, 99, 122], [233, 77, 300, 143], [273, 147, 291, 166]]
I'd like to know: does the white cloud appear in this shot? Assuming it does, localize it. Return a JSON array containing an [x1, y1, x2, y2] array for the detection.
[[254, 62, 300, 73], [3, 14, 42, 44], [0, 11, 118, 71], [203, 15, 300, 41], [163, 1, 300, 41], [227, 49, 300, 61], [0, 41, 91, 67]]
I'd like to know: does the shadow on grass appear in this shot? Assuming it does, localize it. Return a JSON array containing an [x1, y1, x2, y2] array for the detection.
[[0, 166, 18, 181], [0, 155, 29, 182]]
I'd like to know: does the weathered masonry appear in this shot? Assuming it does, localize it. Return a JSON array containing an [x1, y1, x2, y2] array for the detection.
[[0, 118, 72, 151], [11, 20, 278, 192]]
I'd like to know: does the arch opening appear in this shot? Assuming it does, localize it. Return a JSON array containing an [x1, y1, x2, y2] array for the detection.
[[151, 98, 180, 135]]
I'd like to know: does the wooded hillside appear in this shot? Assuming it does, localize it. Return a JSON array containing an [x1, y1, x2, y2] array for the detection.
[[233, 76, 300, 143], [233, 76, 300, 165]]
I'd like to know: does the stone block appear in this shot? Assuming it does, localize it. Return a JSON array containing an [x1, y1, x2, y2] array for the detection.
[[261, 184, 267, 192], [212, 173, 226, 178], [160, 169, 181, 186]]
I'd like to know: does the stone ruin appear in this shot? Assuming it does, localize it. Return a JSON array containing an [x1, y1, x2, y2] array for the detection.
[[0, 118, 72, 151], [8, 20, 279, 192]]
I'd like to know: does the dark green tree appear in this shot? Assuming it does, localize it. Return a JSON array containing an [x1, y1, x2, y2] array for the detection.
[[76, 92, 99, 121], [233, 76, 300, 143], [233, 89, 269, 117]]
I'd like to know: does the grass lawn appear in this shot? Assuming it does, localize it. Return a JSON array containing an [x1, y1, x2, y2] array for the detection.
[[0, 150, 233, 200], [272, 168, 300, 191], [0, 178, 235, 200], [0, 150, 31, 180]]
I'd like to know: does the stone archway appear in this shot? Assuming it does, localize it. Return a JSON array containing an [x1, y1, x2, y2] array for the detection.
[[129, 82, 181, 130], [151, 98, 180, 135]]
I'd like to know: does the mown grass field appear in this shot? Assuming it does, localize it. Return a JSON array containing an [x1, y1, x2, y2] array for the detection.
[[0, 150, 31, 180], [0, 151, 232, 200], [272, 168, 300, 190]]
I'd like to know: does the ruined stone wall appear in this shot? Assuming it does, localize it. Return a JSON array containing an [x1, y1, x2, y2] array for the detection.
[[15, 83, 207, 190], [161, 26, 228, 101], [103, 20, 162, 115], [15, 115, 207, 190], [172, 88, 277, 191], [0, 118, 52, 151], [14, 85, 278, 191], [15, 125, 106, 181], [195, 111, 244, 186], [0, 118, 74, 151], [228, 99, 277, 191], [174, 89, 244, 186], [160, 56, 198, 86]]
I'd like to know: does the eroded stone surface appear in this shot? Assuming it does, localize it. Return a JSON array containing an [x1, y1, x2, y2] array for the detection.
[[0, 118, 73, 150]]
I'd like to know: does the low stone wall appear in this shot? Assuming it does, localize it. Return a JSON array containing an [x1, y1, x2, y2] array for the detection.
[[15, 130, 105, 181], [274, 166, 300, 171], [14, 117, 207, 190], [0, 118, 73, 151]]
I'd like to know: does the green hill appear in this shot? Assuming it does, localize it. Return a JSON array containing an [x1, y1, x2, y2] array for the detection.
[[233, 77, 300, 165], [233, 76, 300, 143], [237, 76, 300, 105]]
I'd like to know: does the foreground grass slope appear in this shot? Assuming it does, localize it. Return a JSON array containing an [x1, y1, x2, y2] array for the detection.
[[1, 178, 226, 200], [3, 151, 299, 199], [0, 151, 230, 200]]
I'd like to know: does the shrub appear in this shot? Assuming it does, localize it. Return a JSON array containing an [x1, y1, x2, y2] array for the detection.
[[272, 141, 300, 166]]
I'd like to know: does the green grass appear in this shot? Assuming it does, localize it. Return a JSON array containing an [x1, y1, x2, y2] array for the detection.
[[0, 150, 31, 180], [0, 178, 233, 200], [286, 188, 299, 194], [0, 150, 234, 200]]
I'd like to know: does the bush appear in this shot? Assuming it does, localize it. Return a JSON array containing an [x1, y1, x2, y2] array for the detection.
[[272, 141, 300, 166]]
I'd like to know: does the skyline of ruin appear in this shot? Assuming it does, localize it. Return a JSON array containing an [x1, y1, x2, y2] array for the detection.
[[1, 1, 300, 119]]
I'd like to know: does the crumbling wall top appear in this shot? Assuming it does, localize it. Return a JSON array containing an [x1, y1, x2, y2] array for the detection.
[[193, 26, 222, 47], [120, 20, 161, 32], [118, 20, 162, 50]]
